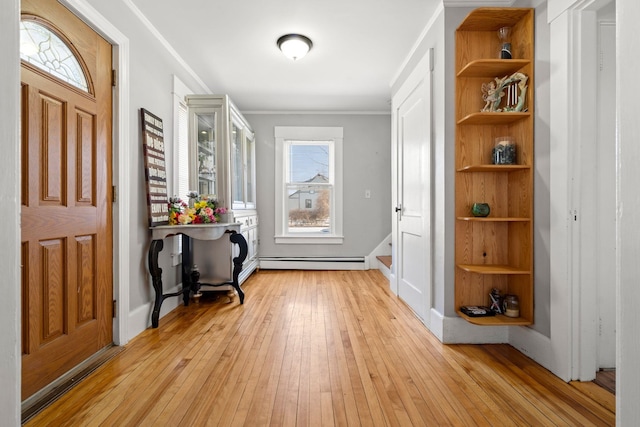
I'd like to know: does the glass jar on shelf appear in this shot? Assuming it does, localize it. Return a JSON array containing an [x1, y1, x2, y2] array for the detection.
[[503, 295, 520, 318], [492, 136, 516, 165]]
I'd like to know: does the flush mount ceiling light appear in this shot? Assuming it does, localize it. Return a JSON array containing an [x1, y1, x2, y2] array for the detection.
[[277, 34, 313, 61]]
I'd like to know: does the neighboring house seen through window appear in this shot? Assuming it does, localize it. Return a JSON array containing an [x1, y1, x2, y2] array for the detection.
[[275, 127, 343, 244]]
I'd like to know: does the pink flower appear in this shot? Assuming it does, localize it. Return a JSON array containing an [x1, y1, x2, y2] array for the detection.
[[177, 213, 192, 225]]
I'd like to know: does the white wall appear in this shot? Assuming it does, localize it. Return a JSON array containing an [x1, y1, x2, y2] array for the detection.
[[0, 0, 21, 423], [245, 113, 392, 258]]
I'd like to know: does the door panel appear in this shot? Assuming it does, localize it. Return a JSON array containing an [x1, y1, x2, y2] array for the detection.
[[21, 0, 112, 400], [393, 55, 432, 322]]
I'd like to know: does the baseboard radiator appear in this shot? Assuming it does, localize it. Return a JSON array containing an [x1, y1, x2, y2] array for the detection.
[[259, 256, 368, 270]]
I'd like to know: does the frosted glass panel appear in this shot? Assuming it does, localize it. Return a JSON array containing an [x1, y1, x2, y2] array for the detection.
[[20, 20, 89, 92]]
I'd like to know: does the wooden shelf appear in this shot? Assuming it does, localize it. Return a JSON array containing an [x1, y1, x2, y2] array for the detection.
[[457, 217, 530, 222], [457, 8, 533, 31], [457, 264, 531, 275], [457, 59, 530, 77], [455, 8, 534, 326], [457, 112, 530, 125], [457, 164, 530, 173], [456, 310, 532, 326]]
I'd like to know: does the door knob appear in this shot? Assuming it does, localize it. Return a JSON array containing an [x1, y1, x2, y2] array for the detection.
[[395, 206, 402, 212]]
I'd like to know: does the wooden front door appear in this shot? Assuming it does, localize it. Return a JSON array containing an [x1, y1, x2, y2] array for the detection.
[[20, 0, 113, 400]]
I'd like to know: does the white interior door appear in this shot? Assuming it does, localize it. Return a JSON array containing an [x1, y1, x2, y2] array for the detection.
[[392, 52, 431, 322], [596, 19, 616, 369]]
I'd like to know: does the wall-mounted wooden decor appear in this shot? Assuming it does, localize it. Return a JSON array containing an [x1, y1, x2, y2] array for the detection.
[[141, 108, 169, 226]]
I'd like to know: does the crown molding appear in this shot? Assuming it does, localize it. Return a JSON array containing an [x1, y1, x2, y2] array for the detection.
[[121, 0, 211, 94]]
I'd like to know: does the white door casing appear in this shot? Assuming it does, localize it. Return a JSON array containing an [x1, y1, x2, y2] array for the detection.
[[391, 51, 432, 323], [596, 18, 616, 370], [548, 0, 617, 383]]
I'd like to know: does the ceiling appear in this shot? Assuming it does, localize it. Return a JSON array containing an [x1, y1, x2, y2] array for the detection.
[[130, 0, 441, 112]]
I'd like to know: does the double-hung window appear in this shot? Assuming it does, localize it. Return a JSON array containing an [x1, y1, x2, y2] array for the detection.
[[275, 127, 343, 244]]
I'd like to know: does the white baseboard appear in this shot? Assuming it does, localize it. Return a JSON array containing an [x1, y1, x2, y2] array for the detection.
[[376, 259, 391, 280], [429, 309, 555, 376], [127, 284, 183, 340], [259, 257, 367, 270], [427, 312, 509, 344], [429, 308, 445, 341], [389, 273, 398, 295], [509, 326, 555, 375]]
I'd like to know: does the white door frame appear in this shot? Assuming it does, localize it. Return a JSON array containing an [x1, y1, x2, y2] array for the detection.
[[59, 0, 131, 346], [548, 0, 615, 382]]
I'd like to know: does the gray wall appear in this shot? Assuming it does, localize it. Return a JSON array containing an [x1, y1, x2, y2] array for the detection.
[[513, 0, 552, 338], [245, 113, 392, 258], [84, 0, 206, 313]]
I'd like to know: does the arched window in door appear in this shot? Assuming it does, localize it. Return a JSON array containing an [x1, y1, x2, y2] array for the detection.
[[20, 17, 91, 93]]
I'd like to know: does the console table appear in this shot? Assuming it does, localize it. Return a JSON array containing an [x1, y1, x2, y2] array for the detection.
[[148, 223, 248, 328]]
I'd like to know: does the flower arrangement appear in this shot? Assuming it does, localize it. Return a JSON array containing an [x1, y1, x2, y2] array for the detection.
[[168, 192, 227, 225]]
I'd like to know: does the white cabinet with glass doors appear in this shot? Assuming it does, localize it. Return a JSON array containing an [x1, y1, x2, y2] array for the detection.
[[186, 94, 258, 285]]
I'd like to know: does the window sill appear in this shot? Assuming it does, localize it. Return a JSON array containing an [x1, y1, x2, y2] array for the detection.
[[275, 235, 344, 245]]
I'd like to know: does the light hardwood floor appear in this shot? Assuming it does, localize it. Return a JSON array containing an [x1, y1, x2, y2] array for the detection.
[[26, 270, 615, 426]]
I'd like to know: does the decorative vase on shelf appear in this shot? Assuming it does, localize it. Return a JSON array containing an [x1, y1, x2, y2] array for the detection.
[[187, 190, 199, 208], [498, 26, 512, 59], [471, 203, 490, 217], [218, 212, 232, 223]]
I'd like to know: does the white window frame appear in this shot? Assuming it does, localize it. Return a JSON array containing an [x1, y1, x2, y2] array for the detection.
[[274, 126, 344, 244]]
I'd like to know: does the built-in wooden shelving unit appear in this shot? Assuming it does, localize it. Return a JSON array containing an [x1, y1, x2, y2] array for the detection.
[[455, 8, 534, 326]]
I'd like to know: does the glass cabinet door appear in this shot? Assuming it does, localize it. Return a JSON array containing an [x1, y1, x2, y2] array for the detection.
[[195, 112, 216, 196], [245, 131, 255, 208], [231, 121, 243, 207]]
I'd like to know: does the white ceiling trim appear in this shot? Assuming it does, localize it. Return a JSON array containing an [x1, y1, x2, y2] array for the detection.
[[121, 0, 211, 94]]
